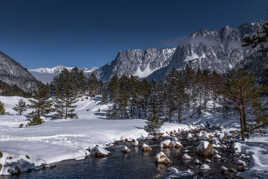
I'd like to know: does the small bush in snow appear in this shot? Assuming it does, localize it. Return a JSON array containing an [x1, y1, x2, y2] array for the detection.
[[0, 101, 5, 115], [13, 99, 27, 115], [27, 115, 43, 126]]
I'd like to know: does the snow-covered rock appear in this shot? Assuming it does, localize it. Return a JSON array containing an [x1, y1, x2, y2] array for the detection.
[[0, 152, 35, 175], [91, 145, 110, 158], [197, 141, 213, 157], [194, 159, 201, 165], [182, 154, 192, 160], [221, 166, 228, 171], [156, 152, 171, 165], [200, 164, 211, 170], [142, 143, 152, 152], [174, 141, 183, 149], [121, 146, 131, 153], [187, 133, 193, 139], [160, 139, 172, 148], [132, 139, 139, 147]]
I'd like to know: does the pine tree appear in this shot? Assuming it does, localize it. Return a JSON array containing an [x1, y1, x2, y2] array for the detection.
[[144, 114, 164, 135], [55, 87, 78, 119], [13, 99, 27, 115], [87, 74, 101, 97], [219, 71, 267, 139], [28, 84, 52, 125], [243, 21, 268, 85], [166, 68, 189, 122], [54, 69, 78, 119]]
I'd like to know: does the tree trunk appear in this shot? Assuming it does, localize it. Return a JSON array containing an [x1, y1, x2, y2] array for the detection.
[[239, 104, 245, 140], [178, 106, 182, 123], [241, 99, 247, 137]]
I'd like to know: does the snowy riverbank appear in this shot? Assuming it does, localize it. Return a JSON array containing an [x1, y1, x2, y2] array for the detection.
[[0, 96, 190, 175]]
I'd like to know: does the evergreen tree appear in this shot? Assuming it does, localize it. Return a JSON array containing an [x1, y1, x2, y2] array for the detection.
[[87, 73, 102, 97], [147, 81, 164, 119], [243, 21, 268, 85], [55, 88, 78, 119], [166, 68, 189, 122], [28, 84, 52, 125], [144, 114, 164, 135], [219, 71, 267, 139], [54, 69, 78, 119], [13, 99, 27, 115], [108, 75, 120, 101]]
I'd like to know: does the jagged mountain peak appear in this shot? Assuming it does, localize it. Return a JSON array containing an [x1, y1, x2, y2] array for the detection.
[[94, 47, 176, 81], [147, 22, 264, 81]]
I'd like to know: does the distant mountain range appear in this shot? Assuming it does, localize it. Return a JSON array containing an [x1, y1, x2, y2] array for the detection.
[[93, 22, 263, 82], [30, 66, 98, 83], [0, 21, 265, 92]]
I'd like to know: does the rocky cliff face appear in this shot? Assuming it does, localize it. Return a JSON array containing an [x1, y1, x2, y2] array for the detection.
[[0, 51, 39, 92], [94, 48, 176, 81], [148, 22, 263, 81]]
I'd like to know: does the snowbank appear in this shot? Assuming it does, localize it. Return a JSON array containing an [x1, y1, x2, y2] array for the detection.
[[0, 96, 190, 175]]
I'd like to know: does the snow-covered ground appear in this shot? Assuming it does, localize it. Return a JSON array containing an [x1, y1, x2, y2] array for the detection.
[[0, 96, 190, 175]]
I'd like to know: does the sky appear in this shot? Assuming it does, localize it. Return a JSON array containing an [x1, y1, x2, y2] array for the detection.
[[0, 0, 267, 69]]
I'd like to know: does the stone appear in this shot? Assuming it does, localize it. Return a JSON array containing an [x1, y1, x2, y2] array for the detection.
[[196, 141, 213, 157], [142, 143, 152, 152], [182, 154, 192, 160], [200, 164, 210, 170], [156, 152, 172, 165], [122, 146, 131, 153], [91, 145, 110, 158], [194, 159, 201, 165], [174, 141, 183, 149], [160, 139, 172, 148], [221, 166, 228, 172], [132, 139, 139, 146]]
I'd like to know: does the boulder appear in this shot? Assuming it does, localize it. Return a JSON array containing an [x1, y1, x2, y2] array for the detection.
[[121, 146, 131, 153], [142, 143, 152, 152], [196, 141, 213, 157], [167, 167, 179, 174], [132, 139, 139, 147], [174, 141, 183, 149], [187, 133, 193, 139], [156, 152, 172, 165], [200, 164, 211, 170], [237, 159, 247, 167], [182, 153, 192, 160], [91, 145, 110, 158], [194, 159, 201, 165], [221, 166, 228, 172], [214, 154, 221, 159], [160, 139, 172, 148]]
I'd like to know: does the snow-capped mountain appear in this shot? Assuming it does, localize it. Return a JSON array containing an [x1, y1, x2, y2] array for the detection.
[[0, 51, 39, 92], [148, 22, 263, 81], [94, 48, 176, 81], [30, 66, 98, 83]]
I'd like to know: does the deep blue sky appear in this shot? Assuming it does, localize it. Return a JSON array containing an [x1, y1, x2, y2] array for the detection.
[[0, 0, 267, 69]]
